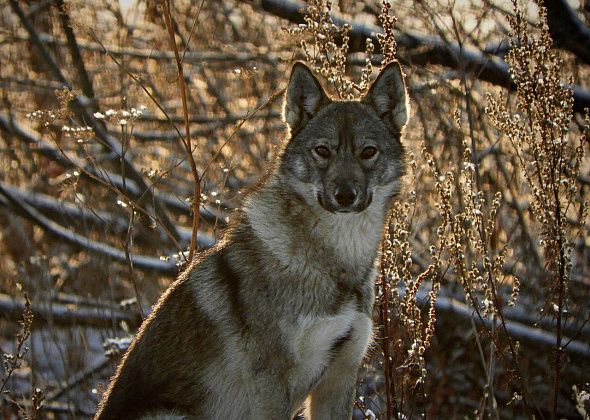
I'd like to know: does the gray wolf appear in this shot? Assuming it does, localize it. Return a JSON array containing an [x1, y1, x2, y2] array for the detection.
[[94, 60, 409, 420]]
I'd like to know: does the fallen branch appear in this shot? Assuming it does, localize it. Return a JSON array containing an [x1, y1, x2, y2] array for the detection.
[[244, 0, 590, 114], [0, 115, 225, 227], [0, 182, 216, 249], [0, 293, 142, 328], [0, 182, 180, 274], [411, 289, 590, 358]]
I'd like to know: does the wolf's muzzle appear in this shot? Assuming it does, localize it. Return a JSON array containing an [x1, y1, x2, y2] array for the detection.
[[334, 185, 357, 207], [317, 188, 372, 213]]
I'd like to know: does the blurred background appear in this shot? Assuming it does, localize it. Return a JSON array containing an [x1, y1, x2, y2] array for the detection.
[[0, 0, 588, 418]]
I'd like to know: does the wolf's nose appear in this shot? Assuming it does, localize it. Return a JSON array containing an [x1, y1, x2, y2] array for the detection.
[[334, 185, 357, 207]]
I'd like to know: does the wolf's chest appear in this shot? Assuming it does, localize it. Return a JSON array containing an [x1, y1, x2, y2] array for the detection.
[[286, 306, 357, 384], [313, 210, 384, 267]]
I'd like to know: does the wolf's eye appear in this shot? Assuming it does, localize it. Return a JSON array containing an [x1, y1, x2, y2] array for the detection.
[[360, 146, 378, 159], [314, 145, 331, 159]]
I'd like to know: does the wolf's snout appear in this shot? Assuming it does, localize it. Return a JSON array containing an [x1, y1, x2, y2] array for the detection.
[[334, 185, 357, 207]]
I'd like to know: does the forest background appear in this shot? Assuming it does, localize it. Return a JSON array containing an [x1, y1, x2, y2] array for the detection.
[[0, 0, 589, 418]]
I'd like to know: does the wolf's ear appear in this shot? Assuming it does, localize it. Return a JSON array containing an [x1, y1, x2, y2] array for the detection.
[[364, 61, 409, 134], [283, 62, 329, 133]]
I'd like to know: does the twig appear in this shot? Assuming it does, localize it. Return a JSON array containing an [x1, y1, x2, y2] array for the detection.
[[0, 295, 33, 395], [162, 0, 202, 261], [45, 358, 111, 402]]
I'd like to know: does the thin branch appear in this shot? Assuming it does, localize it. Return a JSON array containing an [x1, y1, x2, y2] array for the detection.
[[0, 114, 225, 227], [2, 129, 229, 236], [139, 110, 281, 124], [162, 0, 202, 261], [128, 122, 283, 142], [46, 358, 111, 402], [12, 32, 279, 64], [544, 0, 590, 65]]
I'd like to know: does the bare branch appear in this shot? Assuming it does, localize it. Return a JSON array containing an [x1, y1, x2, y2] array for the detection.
[[0, 182, 216, 249], [0, 182, 179, 274], [544, 0, 590, 65], [0, 293, 141, 328], [0, 114, 225, 227], [54, 0, 96, 101], [12, 32, 279, 65]]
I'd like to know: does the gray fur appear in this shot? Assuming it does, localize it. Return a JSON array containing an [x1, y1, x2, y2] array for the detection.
[[95, 61, 408, 420]]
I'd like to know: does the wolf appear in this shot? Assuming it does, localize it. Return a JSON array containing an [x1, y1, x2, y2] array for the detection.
[[94, 60, 409, 420]]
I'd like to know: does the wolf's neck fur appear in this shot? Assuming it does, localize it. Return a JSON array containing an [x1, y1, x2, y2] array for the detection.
[[242, 172, 387, 278]]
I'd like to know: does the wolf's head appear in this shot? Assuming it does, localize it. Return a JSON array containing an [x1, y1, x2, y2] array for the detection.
[[278, 61, 409, 214]]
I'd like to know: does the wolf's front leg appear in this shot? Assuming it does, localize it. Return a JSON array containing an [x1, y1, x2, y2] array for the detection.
[[306, 314, 372, 420], [248, 363, 298, 420]]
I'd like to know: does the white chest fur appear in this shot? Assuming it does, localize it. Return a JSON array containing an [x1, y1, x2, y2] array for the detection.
[[314, 209, 383, 265], [285, 305, 358, 388]]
